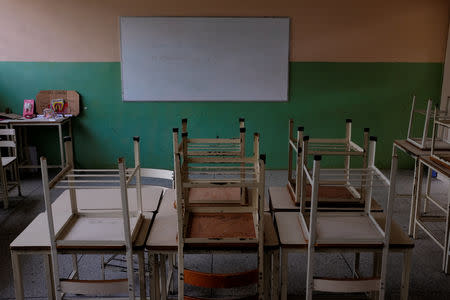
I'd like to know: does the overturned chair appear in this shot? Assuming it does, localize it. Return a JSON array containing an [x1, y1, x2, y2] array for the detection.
[[173, 118, 266, 300], [40, 136, 147, 299]]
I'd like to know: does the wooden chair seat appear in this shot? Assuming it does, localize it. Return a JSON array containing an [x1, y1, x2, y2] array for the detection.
[[188, 187, 242, 204], [186, 212, 256, 240], [269, 186, 382, 212], [184, 268, 258, 288]]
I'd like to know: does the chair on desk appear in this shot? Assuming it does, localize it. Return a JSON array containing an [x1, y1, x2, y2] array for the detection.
[[406, 95, 450, 150], [40, 136, 146, 300], [0, 128, 21, 208], [173, 118, 266, 300], [101, 167, 174, 276], [270, 119, 382, 213], [298, 137, 397, 299]]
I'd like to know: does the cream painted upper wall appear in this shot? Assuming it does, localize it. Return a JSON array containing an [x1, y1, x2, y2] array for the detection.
[[0, 0, 448, 62]]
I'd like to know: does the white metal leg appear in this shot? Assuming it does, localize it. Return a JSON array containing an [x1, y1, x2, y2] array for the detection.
[[138, 251, 146, 300], [444, 185, 450, 273], [264, 251, 271, 299], [58, 124, 64, 169], [400, 249, 412, 300], [71, 254, 79, 279], [424, 167, 432, 213], [160, 254, 167, 300], [353, 252, 360, 277], [44, 254, 55, 300], [11, 251, 24, 300], [149, 254, 157, 300], [413, 160, 424, 239], [272, 249, 280, 300], [409, 158, 419, 237], [280, 250, 288, 300]]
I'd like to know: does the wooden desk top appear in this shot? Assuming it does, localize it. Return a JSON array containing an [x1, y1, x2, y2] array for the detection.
[[9, 186, 162, 251], [146, 212, 278, 251], [269, 186, 382, 212], [10, 212, 153, 251], [394, 139, 450, 157], [420, 156, 450, 178], [157, 188, 177, 217], [275, 211, 413, 249], [51, 186, 164, 213]]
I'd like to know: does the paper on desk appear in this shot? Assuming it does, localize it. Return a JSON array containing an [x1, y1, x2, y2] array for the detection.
[[35, 114, 71, 121]]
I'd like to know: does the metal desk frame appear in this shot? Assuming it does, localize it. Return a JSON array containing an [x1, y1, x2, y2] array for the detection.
[[414, 156, 450, 273], [7, 117, 72, 169], [392, 140, 440, 236]]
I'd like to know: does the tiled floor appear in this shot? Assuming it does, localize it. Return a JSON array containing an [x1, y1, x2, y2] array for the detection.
[[0, 169, 449, 299]]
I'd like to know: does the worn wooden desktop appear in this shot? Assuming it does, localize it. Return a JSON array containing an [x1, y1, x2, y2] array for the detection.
[[10, 185, 164, 300], [146, 188, 280, 300], [0, 116, 72, 169]]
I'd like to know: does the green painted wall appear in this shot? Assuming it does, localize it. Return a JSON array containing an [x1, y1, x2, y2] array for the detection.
[[0, 62, 443, 169]]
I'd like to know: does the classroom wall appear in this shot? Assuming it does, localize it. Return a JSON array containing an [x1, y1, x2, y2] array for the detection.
[[0, 0, 448, 169]]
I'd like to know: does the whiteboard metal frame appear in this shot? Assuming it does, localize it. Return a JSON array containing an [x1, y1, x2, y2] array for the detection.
[[119, 16, 290, 102]]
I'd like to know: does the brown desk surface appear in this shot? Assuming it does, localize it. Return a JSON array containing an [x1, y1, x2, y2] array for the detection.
[[158, 188, 269, 214], [275, 211, 413, 249], [394, 139, 450, 157], [146, 212, 278, 251], [420, 156, 450, 178], [269, 186, 382, 212]]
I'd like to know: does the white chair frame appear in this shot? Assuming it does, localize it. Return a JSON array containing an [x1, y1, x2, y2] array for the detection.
[[300, 137, 397, 299], [41, 136, 144, 300], [407, 95, 450, 149], [287, 119, 369, 207], [172, 119, 265, 300]]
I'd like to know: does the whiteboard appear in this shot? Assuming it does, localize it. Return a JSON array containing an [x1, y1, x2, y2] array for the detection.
[[119, 17, 290, 101]]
